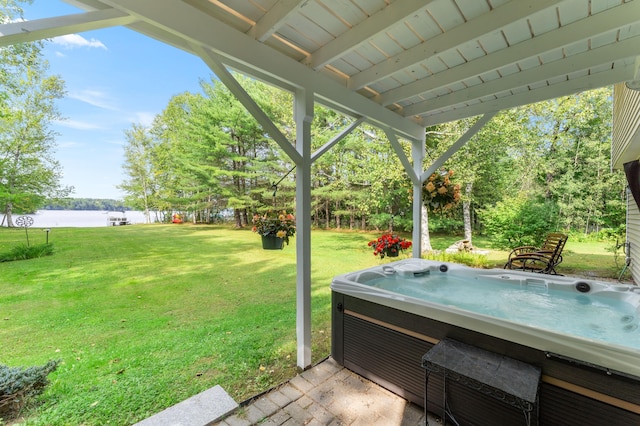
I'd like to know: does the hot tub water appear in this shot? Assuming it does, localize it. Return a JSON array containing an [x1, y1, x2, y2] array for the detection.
[[364, 268, 640, 349]]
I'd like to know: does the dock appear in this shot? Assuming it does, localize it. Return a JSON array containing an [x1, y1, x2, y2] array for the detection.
[[107, 215, 130, 226]]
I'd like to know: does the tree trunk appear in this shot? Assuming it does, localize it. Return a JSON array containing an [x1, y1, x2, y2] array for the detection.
[[349, 208, 354, 230], [234, 209, 243, 228], [463, 182, 473, 244], [241, 209, 249, 227], [5, 202, 14, 228], [325, 200, 330, 229], [421, 204, 432, 252]]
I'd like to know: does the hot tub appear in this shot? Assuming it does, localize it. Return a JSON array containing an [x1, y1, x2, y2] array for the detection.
[[331, 259, 640, 425]]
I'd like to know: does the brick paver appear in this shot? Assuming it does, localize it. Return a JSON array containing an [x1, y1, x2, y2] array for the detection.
[[278, 383, 303, 401], [252, 396, 279, 417], [266, 389, 291, 408], [214, 357, 436, 426], [289, 374, 315, 393]]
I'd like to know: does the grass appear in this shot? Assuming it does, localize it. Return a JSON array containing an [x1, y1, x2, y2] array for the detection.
[[0, 225, 629, 424]]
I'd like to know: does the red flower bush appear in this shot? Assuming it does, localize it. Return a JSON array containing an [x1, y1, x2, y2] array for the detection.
[[368, 233, 412, 259]]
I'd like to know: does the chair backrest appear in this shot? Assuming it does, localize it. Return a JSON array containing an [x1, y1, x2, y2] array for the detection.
[[541, 233, 568, 265]]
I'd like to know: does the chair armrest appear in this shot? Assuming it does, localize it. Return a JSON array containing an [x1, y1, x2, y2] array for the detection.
[[505, 254, 553, 271], [512, 253, 553, 262], [507, 246, 539, 260]]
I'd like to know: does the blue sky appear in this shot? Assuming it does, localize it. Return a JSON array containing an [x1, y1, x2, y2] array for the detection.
[[23, 1, 213, 199]]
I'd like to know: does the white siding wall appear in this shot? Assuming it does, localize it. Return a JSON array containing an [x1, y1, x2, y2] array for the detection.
[[627, 188, 640, 284], [613, 83, 640, 284], [612, 83, 640, 168]]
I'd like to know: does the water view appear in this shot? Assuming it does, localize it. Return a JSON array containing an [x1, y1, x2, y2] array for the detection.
[[3, 210, 155, 228]]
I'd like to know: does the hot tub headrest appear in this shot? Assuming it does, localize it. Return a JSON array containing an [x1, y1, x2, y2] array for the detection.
[[390, 263, 431, 277]]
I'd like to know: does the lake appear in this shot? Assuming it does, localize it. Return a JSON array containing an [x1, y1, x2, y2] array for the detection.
[[2, 210, 157, 228]]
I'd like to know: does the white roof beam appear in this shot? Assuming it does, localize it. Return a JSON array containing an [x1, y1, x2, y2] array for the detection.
[[0, 9, 137, 46], [348, 0, 563, 91], [304, 0, 432, 70], [249, 0, 307, 42], [100, 0, 425, 140], [193, 44, 303, 164], [421, 63, 636, 127], [63, 0, 108, 9], [378, 0, 640, 106], [404, 34, 640, 118]]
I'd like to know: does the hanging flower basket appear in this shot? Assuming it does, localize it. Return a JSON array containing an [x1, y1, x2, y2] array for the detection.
[[368, 233, 412, 259], [261, 235, 284, 250], [252, 210, 296, 249], [423, 169, 461, 214]]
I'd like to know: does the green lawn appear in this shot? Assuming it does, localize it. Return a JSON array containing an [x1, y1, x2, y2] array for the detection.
[[0, 225, 628, 425]]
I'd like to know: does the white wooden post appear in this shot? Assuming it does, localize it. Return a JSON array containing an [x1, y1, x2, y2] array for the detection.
[[295, 87, 313, 369], [412, 135, 425, 258]]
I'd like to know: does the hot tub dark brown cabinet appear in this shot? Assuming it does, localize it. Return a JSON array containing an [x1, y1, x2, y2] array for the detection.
[[331, 292, 640, 426]]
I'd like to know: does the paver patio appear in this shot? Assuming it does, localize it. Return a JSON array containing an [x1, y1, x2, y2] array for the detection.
[[214, 357, 439, 425]]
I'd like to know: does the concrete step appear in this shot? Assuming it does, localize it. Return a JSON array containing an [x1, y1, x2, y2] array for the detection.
[[135, 385, 238, 426]]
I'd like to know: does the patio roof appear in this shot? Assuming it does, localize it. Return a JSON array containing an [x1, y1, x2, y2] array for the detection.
[[2, 0, 640, 140], [3, 0, 640, 370]]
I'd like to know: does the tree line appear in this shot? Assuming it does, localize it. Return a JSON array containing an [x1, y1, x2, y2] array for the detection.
[[42, 198, 130, 211], [119, 76, 625, 248], [1, 0, 626, 244]]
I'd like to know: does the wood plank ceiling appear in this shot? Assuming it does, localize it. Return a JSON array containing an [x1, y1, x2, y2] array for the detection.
[[2, 0, 640, 136]]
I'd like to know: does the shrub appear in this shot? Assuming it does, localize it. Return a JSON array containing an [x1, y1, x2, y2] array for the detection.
[[422, 250, 493, 269], [0, 243, 54, 262], [427, 216, 464, 233], [479, 195, 560, 249], [367, 213, 413, 233], [0, 360, 60, 421]]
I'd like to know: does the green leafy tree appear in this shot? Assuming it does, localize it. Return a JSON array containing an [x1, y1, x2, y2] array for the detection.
[[479, 194, 560, 249], [522, 88, 625, 233], [121, 76, 292, 225], [424, 89, 623, 247], [119, 124, 157, 223], [149, 93, 203, 222], [0, 1, 71, 227]]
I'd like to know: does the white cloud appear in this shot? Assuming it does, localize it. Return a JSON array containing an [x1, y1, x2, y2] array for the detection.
[[58, 141, 81, 148], [105, 138, 125, 146], [54, 119, 103, 130], [68, 89, 117, 110], [52, 33, 107, 50], [134, 112, 155, 127]]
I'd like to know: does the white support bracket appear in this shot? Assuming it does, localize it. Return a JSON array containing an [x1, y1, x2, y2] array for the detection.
[[193, 44, 303, 164], [311, 117, 364, 162], [420, 112, 497, 183], [384, 129, 421, 186]]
